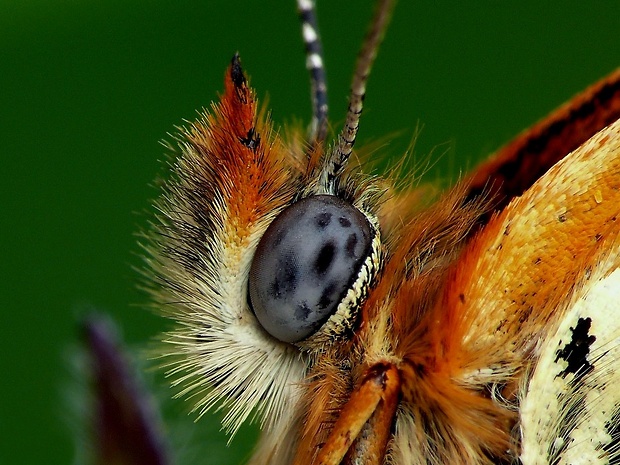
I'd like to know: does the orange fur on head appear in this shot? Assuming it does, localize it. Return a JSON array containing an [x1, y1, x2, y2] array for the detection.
[[181, 55, 306, 242]]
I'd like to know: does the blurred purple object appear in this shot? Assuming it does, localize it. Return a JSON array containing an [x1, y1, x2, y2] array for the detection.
[[83, 316, 170, 465]]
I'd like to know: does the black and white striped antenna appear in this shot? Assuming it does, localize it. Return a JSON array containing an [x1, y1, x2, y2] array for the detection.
[[297, 0, 329, 144], [299, 0, 394, 193]]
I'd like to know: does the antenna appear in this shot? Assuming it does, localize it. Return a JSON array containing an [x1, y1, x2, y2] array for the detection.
[[322, 0, 394, 192], [297, 0, 329, 144]]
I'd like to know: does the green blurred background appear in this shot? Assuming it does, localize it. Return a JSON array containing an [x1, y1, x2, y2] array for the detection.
[[2, 1, 619, 464]]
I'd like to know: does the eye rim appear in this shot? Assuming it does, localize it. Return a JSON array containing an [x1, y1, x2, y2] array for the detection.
[[300, 221, 381, 348], [248, 194, 382, 348]]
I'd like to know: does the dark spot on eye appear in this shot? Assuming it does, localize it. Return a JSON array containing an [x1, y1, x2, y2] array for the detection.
[[339, 217, 352, 228], [272, 256, 298, 298], [316, 212, 332, 228], [273, 228, 288, 246], [318, 282, 337, 310], [345, 233, 358, 258], [294, 302, 311, 321], [315, 242, 335, 275]]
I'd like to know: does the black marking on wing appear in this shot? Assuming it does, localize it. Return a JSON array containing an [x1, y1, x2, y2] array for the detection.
[[547, 317, 600, 464], [555, 317, 596, 380]]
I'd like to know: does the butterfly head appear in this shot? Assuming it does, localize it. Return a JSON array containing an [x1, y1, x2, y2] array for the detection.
[[146, 1, 518, 464]]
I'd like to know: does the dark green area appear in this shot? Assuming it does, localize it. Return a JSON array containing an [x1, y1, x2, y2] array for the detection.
[[2, 1, 619, 464]]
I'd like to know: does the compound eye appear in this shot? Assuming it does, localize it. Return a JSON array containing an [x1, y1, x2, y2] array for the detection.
[[249, 195, 373, 343]]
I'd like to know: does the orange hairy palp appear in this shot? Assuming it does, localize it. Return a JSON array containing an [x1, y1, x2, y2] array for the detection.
[[143, 1, 620, 464], [184, 59, 288, 227]]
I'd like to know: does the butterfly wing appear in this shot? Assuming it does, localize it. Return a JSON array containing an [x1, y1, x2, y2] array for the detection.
[[444, 118, 620, 463], [520, 241, 620, 464]]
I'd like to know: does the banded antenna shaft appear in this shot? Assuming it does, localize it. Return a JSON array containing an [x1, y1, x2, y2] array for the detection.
[[322, 0, 394, 192], [297, 0, 329, 144]]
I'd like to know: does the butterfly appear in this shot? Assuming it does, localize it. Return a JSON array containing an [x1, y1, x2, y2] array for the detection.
[[135, 0, 620, 463]]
